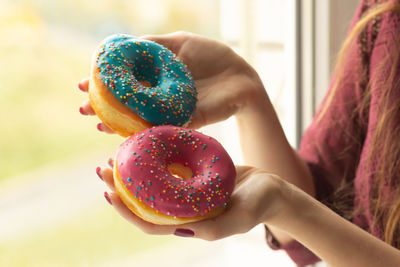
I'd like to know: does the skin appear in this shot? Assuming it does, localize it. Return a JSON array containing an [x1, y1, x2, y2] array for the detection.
[[79, 32, 400, 266]]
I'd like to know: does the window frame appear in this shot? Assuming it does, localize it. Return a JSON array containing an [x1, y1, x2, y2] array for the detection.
[[298, 0, 360, 140]]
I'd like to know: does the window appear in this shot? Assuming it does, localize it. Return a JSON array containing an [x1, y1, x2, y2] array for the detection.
[[208, 0, 298, 161], [0, 0, 321, 266]]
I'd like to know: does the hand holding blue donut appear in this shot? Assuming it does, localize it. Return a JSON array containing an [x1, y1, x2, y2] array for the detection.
[[79, 31, 265, 132]]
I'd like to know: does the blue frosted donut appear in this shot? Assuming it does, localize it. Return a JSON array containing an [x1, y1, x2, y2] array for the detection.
[[92, 34, 197, 129]]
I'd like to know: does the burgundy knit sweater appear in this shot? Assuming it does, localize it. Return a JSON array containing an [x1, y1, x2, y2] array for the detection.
[[265, 0, 400, 265]]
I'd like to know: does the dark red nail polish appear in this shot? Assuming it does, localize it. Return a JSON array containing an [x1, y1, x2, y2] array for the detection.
[[104, 192, 112, 205], [97, 123, 103, 131], [79, 107, 86, 115], [96, 167, 103, 180], [174, 228, 194, 237]]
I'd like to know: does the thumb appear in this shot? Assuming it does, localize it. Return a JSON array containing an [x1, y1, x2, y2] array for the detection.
[[181, 193, 255, 241], [186, 114, 204, 130]]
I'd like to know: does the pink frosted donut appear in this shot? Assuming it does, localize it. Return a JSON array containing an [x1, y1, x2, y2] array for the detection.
[[113, 125, 236, 225]]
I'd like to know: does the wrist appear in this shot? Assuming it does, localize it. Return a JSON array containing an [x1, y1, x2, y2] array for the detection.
[[234, 67, 269, 117], [262, 178, 303, 227], [236, 86, 270, 121], [261, 178, 306, 246], [253, 174, 291, 225]]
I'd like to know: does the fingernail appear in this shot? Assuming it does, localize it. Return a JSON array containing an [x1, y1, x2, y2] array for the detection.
[[79, 107, 86, 115], [174, 229, 194, 237], [78, 82, 85, 91], [104, 192, 112, 205], [96, 167, 103, 180], [97, 123, 103, 132]]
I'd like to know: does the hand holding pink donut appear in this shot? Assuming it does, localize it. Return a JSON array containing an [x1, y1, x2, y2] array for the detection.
[[97, 161, 288, 240]]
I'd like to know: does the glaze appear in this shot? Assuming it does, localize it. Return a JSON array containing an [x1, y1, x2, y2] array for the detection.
[[96, 34, 197, 126], [115, 126, 236, 218]]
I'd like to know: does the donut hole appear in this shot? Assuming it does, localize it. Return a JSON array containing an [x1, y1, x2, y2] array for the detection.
[[138, 80, 152, 87], [168, 163, 193, 180], [131, 61, 159, 88]]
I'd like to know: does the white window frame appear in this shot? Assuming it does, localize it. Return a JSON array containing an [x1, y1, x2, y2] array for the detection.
[[220, 0, 299, 147], [298, 0, 360, 137]]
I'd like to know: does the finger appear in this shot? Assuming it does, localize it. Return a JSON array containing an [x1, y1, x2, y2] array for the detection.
[[79, 100, 96, 115], [78, 78, 89, 92], [108, 158, 114, 168], [97, 167, 115, 191], [107, 192, 175, 235], [186, 109, 206, 130], [158, 169, 256, 240], [186, 93, 234, 130], [183, 193, 254, 241], [97, 123, 115, 134]]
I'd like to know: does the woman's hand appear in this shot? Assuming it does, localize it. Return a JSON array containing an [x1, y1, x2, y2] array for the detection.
[[97, 161, 288, 241], [78, 31, 266, 131], [78, 79, 115, 134], [143, 32, 265, 129]]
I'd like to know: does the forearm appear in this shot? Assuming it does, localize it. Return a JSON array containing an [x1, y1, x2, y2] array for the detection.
[[268, 183, 400, 267], [235, 87, 315, 245], [235, 87, 314, 196]]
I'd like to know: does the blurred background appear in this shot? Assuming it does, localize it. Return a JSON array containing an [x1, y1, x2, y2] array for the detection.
[[0, 0, 358, 266]]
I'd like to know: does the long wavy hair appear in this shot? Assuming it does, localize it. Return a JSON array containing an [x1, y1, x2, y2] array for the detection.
[[318, 1, 400, 248]]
